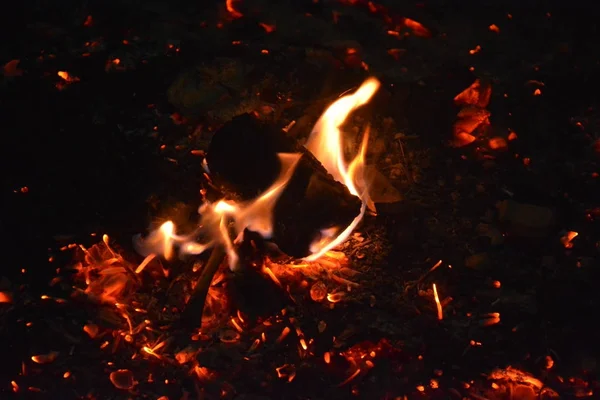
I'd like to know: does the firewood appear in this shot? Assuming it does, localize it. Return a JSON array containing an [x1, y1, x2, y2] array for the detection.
[[205, 113, 362, 258], [180, 246, 226, 329]]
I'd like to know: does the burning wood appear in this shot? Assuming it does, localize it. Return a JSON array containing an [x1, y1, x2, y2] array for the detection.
[[205, 112, 364, 258], [131, 78, 381, 328]]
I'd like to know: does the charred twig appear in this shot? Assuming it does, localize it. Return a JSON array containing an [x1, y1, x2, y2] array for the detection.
[[180, 246, 226, 329], [404, 259, 443, 294]]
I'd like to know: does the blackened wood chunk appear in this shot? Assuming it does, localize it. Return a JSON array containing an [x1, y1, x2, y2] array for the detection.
[[206, 113, 282, 200], [206, 113, 362, 258]]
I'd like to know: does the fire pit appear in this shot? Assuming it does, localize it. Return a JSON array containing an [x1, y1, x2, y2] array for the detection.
[[2, 0, 599, 399]]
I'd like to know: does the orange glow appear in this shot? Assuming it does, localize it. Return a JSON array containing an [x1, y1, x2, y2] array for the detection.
[[432, 284, 443, 320], [469, 45, 482, 54], [275, 364, 296, 382], [508, 131, 518, 140], [31, 352, 58, 364], [488, 137, 508, 150], [454, 79, 491, 108], [226, 0, 243, 18], [230, 317, 243, 332], [109, 369, 136, 390], [533, 88, 542, 96], [338, 368, 361, 387], [387, 48, 405, 60], [83, 324, 99, 338], [57, 71, 78, 82], [56, 71, 80, 90], [453, 132, 476, 147], [489, 366, 543, 390], [259, 22, 276, 33], [560, 231, 578, 249], [76, 237, 141, 304], [403, 18, 431, 37], [489, 24, 500, 33], [276, 327, 291, 344], [327, 292, 345, 303], [299, 338, 308, 350], [481, 312, 501, 326], [0, 292, 12, 303], [3, 59, 23, 77], [453, 79, 492, 146]]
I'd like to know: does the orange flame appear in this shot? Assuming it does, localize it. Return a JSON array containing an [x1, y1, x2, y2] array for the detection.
[[304, 78, 380, 260], [135, 154, 301, 269], [136, 78, 380, 268]]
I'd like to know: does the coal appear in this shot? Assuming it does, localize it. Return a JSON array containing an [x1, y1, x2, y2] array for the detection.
[[205, 113, 362, 258]]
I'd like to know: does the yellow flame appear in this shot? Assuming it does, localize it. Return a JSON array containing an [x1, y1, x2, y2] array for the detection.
[[304, 77, 380, 260], [135, 78, 380, 267], [135, 153, 301, 270]]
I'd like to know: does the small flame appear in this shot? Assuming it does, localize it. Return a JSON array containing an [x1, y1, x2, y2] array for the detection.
[[304, 78, 380, 260], [135, 154, 301, 270]]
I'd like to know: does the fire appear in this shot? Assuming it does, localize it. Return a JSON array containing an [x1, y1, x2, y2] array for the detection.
[[135, 153, 301, 270], [304, 77, 380, 260], [136, 78, 380, 267]]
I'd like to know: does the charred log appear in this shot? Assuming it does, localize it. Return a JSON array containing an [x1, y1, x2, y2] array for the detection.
[[205, 113, 362, 258]]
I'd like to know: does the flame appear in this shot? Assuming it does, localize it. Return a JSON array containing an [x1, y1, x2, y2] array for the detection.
[[135, 153, 301, 270], [136, 78, 380, 268], [303, 77, 380, 260]]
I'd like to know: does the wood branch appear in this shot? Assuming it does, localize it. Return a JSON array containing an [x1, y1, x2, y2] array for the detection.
[[205, 113, 362, 258], [179, 246, 226, 329]]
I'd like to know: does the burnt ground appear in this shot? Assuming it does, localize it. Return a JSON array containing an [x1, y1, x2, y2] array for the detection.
[[1, 0, 600, 399]]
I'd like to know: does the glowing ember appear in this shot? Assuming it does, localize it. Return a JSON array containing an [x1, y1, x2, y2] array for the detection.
[[56, 71, 80, 90], [76, 235, 141, 304], [0, 291, 12, 303], [560, 231, 578, 248], [225, 0, 243, 19], [31, 352, 58, 364], [83, 323, 99, 338], [110, 369, 136, 390], [432, 283, 443, 320]]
